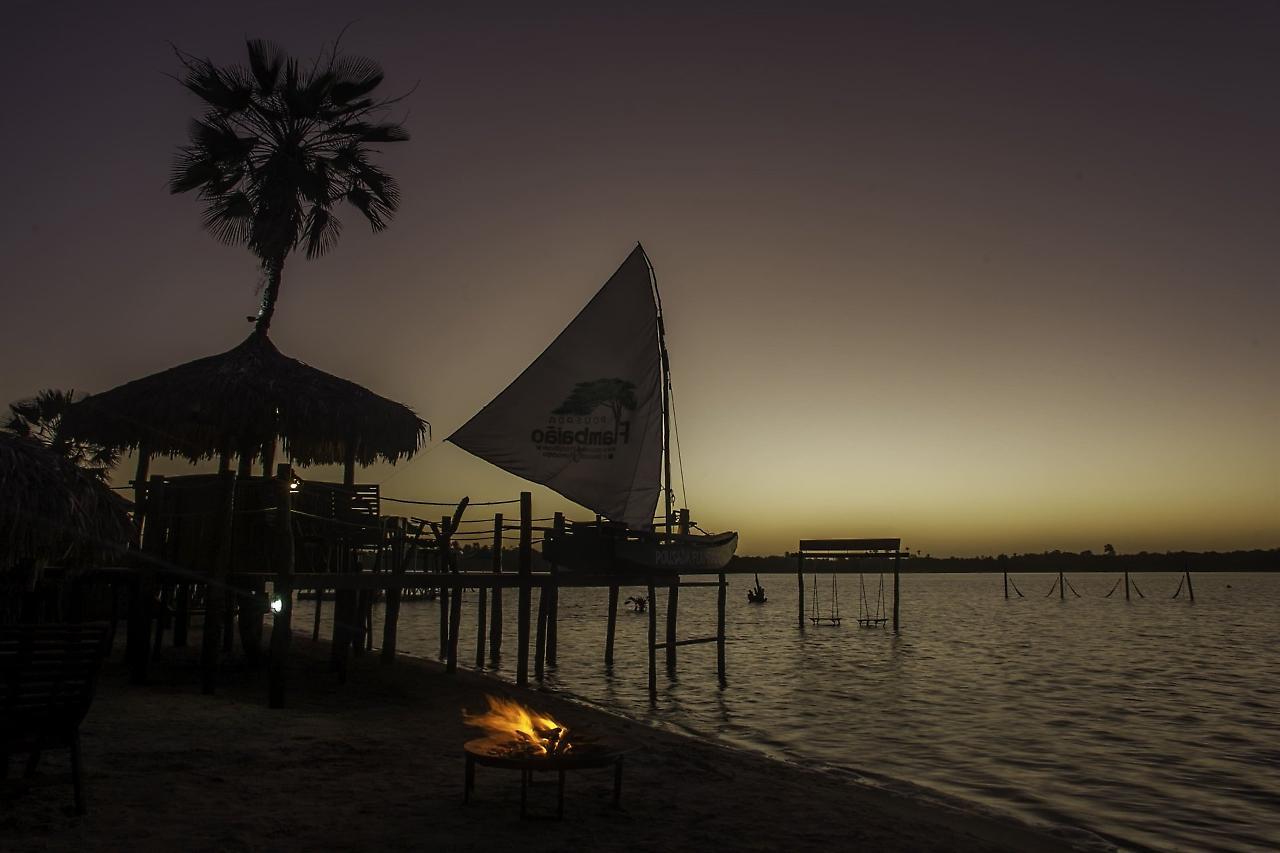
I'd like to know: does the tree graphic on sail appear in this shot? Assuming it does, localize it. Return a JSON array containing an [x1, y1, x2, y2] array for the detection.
[[553, 378, 638, 438]]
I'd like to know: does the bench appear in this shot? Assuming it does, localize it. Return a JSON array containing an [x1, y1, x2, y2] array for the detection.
[[1, 622, 110, 814]]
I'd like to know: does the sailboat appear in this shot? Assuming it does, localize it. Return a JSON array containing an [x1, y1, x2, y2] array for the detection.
[[448, 244, 738, 574]]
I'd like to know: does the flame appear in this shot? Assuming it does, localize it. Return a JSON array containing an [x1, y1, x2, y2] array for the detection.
[[463, 694, 572, 756]]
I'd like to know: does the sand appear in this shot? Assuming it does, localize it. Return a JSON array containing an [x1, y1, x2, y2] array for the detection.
[[3, 633, 1090, 853]]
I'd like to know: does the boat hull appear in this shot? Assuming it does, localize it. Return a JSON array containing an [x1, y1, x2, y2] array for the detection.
[[544, 529, 738, 574]]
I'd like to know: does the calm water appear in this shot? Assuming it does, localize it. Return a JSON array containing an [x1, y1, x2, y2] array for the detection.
[[295, 572, 1279, 852]]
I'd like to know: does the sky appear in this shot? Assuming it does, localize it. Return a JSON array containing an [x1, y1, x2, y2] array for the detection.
[[2, 1, 1277, 556]]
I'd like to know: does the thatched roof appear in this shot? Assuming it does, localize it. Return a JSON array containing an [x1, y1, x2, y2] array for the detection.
[[0, 433, 134, 570], [60, 331, 427, 467]]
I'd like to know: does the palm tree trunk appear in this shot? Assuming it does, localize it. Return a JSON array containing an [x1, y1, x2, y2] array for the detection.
[[255, 256, 286, 334]]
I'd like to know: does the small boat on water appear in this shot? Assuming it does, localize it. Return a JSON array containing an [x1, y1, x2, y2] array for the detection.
[[747, 574, 767, 603], [449, 245, 737, 574]]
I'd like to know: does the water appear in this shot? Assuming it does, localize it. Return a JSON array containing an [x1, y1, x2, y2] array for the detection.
[[295, 572, 1280, 852]]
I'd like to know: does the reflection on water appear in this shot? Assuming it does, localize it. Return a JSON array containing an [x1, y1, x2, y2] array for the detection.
[[295, 571, 1280, 852]]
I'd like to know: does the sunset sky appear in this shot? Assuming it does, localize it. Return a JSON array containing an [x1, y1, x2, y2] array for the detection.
[[3, 2, 1276, 556]]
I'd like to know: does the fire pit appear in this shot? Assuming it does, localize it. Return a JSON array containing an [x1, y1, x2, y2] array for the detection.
[[462, 695, 632, 819]]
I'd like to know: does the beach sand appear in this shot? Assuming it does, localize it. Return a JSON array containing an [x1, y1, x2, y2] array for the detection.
[[3, 633, 1088, 852]]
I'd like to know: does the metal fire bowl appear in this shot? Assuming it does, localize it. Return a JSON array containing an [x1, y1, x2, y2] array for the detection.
[[463, 737, 630, 771]]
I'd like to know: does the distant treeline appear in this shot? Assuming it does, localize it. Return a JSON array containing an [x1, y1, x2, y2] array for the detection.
[[728, 549, 1280, 574]]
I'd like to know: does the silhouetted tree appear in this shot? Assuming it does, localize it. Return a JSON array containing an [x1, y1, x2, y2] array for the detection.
[[170, 37, 409, 333], [1104, 543, 1116, 557], [553, 378, 639, 431], [5, 389, 119, 479]]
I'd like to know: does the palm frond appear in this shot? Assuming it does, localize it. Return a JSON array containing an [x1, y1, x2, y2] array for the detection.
[[303, 206, 343, 258], [246, 39, 285, 94]]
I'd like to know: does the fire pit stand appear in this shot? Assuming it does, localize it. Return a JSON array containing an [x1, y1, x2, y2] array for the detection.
[[463, 738, 630, 819]]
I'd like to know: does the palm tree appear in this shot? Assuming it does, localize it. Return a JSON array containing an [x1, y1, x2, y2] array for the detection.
[[170, 38, 409, 333], [5, 389, 119, 479]]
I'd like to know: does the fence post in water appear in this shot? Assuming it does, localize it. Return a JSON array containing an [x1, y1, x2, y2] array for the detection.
[[534, 580, 548, 681], [438, 543, 449, 660], [892, 551, 901, 634], [517, 492, 532, 687], [1186, 568, 1195, 602], [717, 572, 727, 680], [796, 552, 805, 630], [548, 513, 563, 667], [605, 584, 619, 666], [269, 464, 294, 708], [382, 524, 405, 664], [446, 515, 462, 674], [665, 580, 680, 672], [647, 577, 657, 701], [489, 514, 503, 658], [474, 580, 488, 670], [1059, 571, 1065, 601], [1125, 571, 1131, 601], [1003, 572, 1009, 599]]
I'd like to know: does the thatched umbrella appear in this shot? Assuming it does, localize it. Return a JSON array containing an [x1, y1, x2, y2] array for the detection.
[[1, 433, 134, 622], [60, 330, 428, 482]]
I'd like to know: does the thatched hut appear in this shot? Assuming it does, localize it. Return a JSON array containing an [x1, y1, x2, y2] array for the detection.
[[0, 433, 134, 623], [60, 330, 428, 484]]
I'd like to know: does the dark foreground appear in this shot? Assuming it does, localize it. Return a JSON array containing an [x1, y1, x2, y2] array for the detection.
[[2, 633, 1089, 853]]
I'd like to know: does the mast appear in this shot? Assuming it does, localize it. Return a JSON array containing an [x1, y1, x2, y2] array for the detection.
[[643, 244, 674, 542]]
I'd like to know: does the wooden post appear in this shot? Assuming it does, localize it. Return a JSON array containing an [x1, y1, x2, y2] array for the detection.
[[173, 583, 190, 647], [446, 515, 462, 674], [343, 441, 357, 487], [131, 444, 151, 529], [130, 475, 165, 685], [260, 439, 276, 478], [269, 464, 294, 708], [534, 581, 548, 681], [312, 585, 323, 641], [202, 470, 236, 694], [489, 514, 503, 658], [892, 553, 901, 634], [438, 546, 449, 660], [475, 571, 488, 669], [382, 525, 405, 664], [1059, 571, 1065, 601], [1003, 572, 1009, 599], [665, 581, 679, 672], [517, 491, 532, 687], [547, 513, 563, 668], [647, 578, 657, 701], [605, 585, 619, 666], [1185, 569, 1195, 602], [1124, 571, 1131, 601], [717, 572, 727, 680], [797, 553, 806, 630]]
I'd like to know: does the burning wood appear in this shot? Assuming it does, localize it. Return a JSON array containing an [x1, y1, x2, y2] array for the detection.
[[463, 695, 574, 758]]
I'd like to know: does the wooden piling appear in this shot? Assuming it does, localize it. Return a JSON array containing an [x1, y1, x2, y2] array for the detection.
[[534, 584, 548, 681], [438, 545, 449, 660], [647, 578, 657, 701], [796, 552, 806, 630], [665, 581, 679, 671], [201, 469, 236, 695], [1185, 569, 1195, 602], [892, 552, 901, 634], [446, 515, 462, 674], [268, 464, 294, 708], [516, 492, 532, 687], [311, 585, 322, 641], [1003, 572, 1009, 599], [489, 514, 503, 658], [475, 571, 487, 669], [1059, 571, 1065, 601], [1124, 570, 1131, 601], [716, 572, 727, 679], [548, 513, 563, 668], [382, 525, 405, 664], [130, 475, 165, 685], [604, 585, 619, 666]]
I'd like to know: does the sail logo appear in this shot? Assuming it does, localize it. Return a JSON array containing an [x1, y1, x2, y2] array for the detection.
[[529, 378, 637, 461]]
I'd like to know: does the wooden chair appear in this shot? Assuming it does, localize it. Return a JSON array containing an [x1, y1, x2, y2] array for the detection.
[[1, 622, 110, 814]]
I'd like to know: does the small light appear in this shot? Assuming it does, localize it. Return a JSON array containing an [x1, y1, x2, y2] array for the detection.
[[270, 596, 284, 613], [289, 479, 300, 492]]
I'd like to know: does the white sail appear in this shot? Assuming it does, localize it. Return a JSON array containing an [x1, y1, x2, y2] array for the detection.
[[448, 245, 663, 529]]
